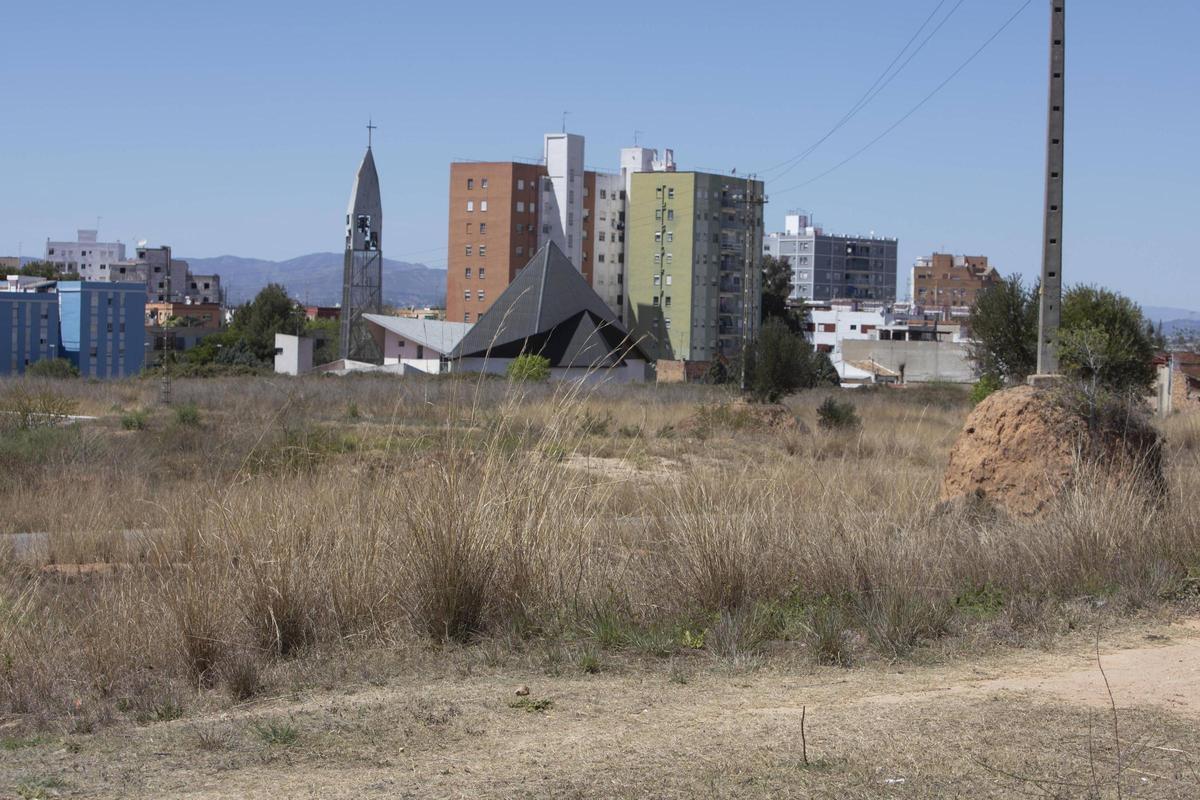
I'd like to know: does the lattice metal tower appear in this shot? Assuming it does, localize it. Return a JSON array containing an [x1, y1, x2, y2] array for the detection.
[[341, 126, 384, 364], [1036, 0, 1066, 375]]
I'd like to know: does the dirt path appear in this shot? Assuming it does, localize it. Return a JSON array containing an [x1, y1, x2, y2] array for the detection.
[[5, 619, 1200, 799]]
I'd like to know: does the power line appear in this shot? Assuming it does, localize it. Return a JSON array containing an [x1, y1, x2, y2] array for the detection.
[[771, 0, 1035, 197], [757, 0, 963, 179]]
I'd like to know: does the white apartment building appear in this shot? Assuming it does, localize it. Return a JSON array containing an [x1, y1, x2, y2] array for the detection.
[[590, 172, 626, 323], [804, 302, 893, 354], [539, 133, 586, 268], [44, 230, 126, 281]]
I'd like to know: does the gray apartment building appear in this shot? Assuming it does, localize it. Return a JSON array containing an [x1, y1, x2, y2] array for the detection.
[[763, 213, 897, 304]]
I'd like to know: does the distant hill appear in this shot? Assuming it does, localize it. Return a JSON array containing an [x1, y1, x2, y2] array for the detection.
[[1143, 306, 1200, 339], [182, 253, 446, 308]]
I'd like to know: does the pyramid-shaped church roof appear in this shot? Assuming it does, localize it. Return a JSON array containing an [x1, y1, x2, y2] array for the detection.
[[451, 242, 647, 369]]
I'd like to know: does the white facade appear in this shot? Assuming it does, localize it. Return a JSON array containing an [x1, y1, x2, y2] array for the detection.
[[44, 230, 126, 281], [590, 172, 626, 323], [273, 333, 314, 376], [806, 304, 892, 355], [539, 133, 585, 268]]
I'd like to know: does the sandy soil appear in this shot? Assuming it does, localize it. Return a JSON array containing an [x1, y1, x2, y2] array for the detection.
[[5, 618, 1200, 799]]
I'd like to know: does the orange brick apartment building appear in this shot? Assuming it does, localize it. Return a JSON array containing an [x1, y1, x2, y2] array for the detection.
[[910, 253, 999, 321], [446, 133, 634, 324]]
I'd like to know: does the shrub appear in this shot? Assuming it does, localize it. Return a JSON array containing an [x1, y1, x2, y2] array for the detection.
[[816, 396, 859, 430], [121, 409, 149, 431], [0, 386, 78, 430], [506, 353, 551, 382], [747, 318, 810, 403], [970, 374, 1003, 405], [174, 402, 201, 427], [25, 358, 79, 379]]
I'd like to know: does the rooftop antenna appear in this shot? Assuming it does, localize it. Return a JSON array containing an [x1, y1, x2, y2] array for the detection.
[[633, 129, 643, 146], [561, 110, 570, 133], [366, 117, 377, 148]]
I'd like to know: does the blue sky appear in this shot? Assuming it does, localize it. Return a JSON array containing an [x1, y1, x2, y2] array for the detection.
[[2, 0, 1197, 309]]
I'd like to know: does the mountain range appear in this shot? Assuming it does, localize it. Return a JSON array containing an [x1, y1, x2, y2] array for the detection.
[[1142, 306, 1200, 338], [181, 253, 446, 308]]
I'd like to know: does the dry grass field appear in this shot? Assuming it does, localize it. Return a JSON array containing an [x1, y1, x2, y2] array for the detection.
[[1, 373, 1199, 798]]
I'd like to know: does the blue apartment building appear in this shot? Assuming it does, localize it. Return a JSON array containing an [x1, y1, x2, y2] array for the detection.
[[0, 281, 146, 378], [0, 291, 61, 375]]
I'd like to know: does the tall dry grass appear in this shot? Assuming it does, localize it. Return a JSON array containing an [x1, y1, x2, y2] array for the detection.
[[1, 374, 1197, 728]]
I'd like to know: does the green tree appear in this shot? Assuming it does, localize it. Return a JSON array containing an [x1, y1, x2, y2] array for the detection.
[[227, 283, 306, 362], [966, 274, 1040, 383], [968, 278, 1157, 395], [25, 358, 80, 379], [1059, 285, 1157, 394], [17, 261, 79, 281], [746, 317, 811, 403], [760, 254, 794, 325], [506, 353, 551, 382]]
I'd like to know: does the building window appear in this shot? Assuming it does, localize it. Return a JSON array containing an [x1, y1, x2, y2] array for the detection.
[[480, 200, 488, 212], [653, 296, 660, 307], [477, 290, 484, 301], [667, 209, 674, 221], [464, 290, 471, 300], [516, 246, 524, 256], [653, 275, 661, 286], [478, 268, 485, 279], [465, 267, 472, 278], [598, 254, 605, 263], [479, 223, 486, 234], [467, 200, 474, 212], [479, 245, 487, 256], [667, 187, 675, 199], [517, 179, 525, 190], [466, 223, 473, 234], [599, 189, 607, 199], [667, 231, 674, 242], [666, 275, 673, 285], [481, 178, 488, 189], [467, 178, 475, 190], [465, 245, 472, 256], [464, 312, 471, 322], [517, 202, 525, 212]]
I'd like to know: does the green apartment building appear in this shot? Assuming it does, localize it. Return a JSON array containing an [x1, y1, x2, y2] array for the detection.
[[625, 172, 764, 363]]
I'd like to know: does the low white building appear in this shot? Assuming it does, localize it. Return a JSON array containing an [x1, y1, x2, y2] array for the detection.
[[274, 333, 314, 375], [362, 314, 471, 375], [803, 302, 893, 355]]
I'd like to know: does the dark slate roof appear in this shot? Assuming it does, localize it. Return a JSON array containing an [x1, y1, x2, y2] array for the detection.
[[451, 242, 648, 368]]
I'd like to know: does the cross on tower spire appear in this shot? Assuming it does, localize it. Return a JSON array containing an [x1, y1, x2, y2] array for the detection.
[[366, 118, 377, 148]]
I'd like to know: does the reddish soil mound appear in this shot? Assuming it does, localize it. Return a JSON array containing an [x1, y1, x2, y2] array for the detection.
[[940, 385, 1164, 517]]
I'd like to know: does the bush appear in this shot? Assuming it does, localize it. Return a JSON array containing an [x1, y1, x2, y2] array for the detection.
[[121, 409, 149, 431], [506, 353, 551, 383], [970, 374, 1003, 405], [0, 386, 77, 431], [25, 358, 80, 379], [747, 318, 810, 403], [816, 396, 860, 430], [174, 402, 201, 427]]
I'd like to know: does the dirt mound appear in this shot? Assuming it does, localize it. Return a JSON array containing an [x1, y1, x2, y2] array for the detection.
[[939, 385, 1164, 517], [675, 400, 803, 437]]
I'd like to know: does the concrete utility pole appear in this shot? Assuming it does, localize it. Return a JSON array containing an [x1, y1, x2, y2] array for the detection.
[[1036, 0, 1066, 375], [740, 176, 766, 392]]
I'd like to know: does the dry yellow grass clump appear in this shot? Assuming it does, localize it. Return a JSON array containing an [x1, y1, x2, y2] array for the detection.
[[1, 374, 1197, 730]]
